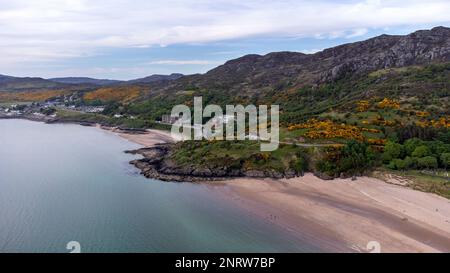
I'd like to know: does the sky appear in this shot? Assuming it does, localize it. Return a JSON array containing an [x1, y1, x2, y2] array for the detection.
[[0, 0, 450, 80]]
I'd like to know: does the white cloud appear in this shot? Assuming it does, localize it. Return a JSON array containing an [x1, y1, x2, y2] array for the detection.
[[0, 0, 449, 66], [346, 28, 369, 38], [300, 48, 324, 55]]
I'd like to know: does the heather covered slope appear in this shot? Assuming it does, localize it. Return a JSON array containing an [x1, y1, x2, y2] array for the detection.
[[138, 26, 450, 98], [93, 27, 450, 123]]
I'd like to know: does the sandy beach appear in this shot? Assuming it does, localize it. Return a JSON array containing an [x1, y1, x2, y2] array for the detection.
[[98, 125, 175, 147], [117, 128, 175, 147], [216, 176, 450, 252], [115, 129, 450, 253]]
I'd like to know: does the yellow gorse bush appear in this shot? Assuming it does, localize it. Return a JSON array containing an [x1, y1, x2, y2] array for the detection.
[[84, 86, 141, 103], [377, 98, 400, 109], [416, 117, 450, 128], [288, 119, 365, 141], [356, 100, 370, 112], [415, 111, 430, 117]]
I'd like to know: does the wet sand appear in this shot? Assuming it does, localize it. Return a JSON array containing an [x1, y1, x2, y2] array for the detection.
[[114, 129, 450, 252]]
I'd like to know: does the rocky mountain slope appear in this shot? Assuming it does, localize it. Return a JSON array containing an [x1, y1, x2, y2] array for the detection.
[[127, 73, 184, 84], [147, 26, 450, 98], [103, 26, 447, 123]]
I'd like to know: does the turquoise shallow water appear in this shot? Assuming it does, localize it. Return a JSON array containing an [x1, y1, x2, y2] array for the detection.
[[0, 119, 321, 253]]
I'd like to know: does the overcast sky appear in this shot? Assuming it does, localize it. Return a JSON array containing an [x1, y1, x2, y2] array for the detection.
[[1, 0, 449, 80]]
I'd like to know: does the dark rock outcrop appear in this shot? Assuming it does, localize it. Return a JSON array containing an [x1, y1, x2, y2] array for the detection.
[[126, 143, 303, 182]]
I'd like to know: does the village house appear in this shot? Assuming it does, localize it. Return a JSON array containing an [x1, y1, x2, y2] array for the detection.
[[161, 114, 180, 124]]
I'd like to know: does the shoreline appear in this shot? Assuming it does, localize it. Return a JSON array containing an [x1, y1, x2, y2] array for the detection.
[[97, 124, 175, 147], [115, 127, 450, 252], [3, 117, 450, 252]]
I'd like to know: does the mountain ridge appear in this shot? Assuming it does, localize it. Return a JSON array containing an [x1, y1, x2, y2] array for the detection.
[[48, 77, 122, 86], [152, 26, 450, 97], [103, 26, 449, 123], [0, 73, 186, 92], [0, 74, 71, 92], [127, 73, 184, 84], [2, 26, 450, 117]]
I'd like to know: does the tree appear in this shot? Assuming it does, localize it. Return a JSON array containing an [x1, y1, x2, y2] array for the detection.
[[404, 138, 423, 155], [387, 160, 397, 170], [339, 141, 374, 174], [412, 145, 431, 158], [382, 141, 404, 163], [393, 159, 407, 170], [437, 130, 450, 144], [396, 125, 439, 143], [403, 156, 414, 169], [417, 156, 438, 169], [436, 143, 450, 154], [40, 107, 56, 115], [102, 101, 122, 116], [291, 154, 308, 176], [316, 160, 337, 176], [441, 153, 450, 169], [392, 156, 414, 170]]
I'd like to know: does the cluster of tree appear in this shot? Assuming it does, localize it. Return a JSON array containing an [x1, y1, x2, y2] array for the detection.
[[101, 101, 122, 116], [40, 107, 56, 115], [390, 124, 450, 143], [290, 152, 309, 176], [316, 141, 375, 177], [383, 138, 450, 170]]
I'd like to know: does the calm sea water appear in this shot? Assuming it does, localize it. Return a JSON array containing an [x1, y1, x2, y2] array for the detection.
[[0, 119, 320, 253]]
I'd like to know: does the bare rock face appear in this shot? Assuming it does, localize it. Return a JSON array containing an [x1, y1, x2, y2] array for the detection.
[[316, 27, 450, 82], [243, 170, 266, 178]]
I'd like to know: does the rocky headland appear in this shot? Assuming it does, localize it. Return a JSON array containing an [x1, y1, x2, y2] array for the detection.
[[127, 144, 313, 182]]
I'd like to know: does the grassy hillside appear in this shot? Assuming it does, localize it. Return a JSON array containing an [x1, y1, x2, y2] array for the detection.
[[83, 86, 143, 103], [84, 62, 450, 128], [0, 90, 69, 102]]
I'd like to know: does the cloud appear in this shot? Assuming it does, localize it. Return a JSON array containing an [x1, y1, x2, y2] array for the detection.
[[147, 60, 222, 65], [346, 28, 369, 38], [300, 48, 324, 55], [0, 0, 449, 67]]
